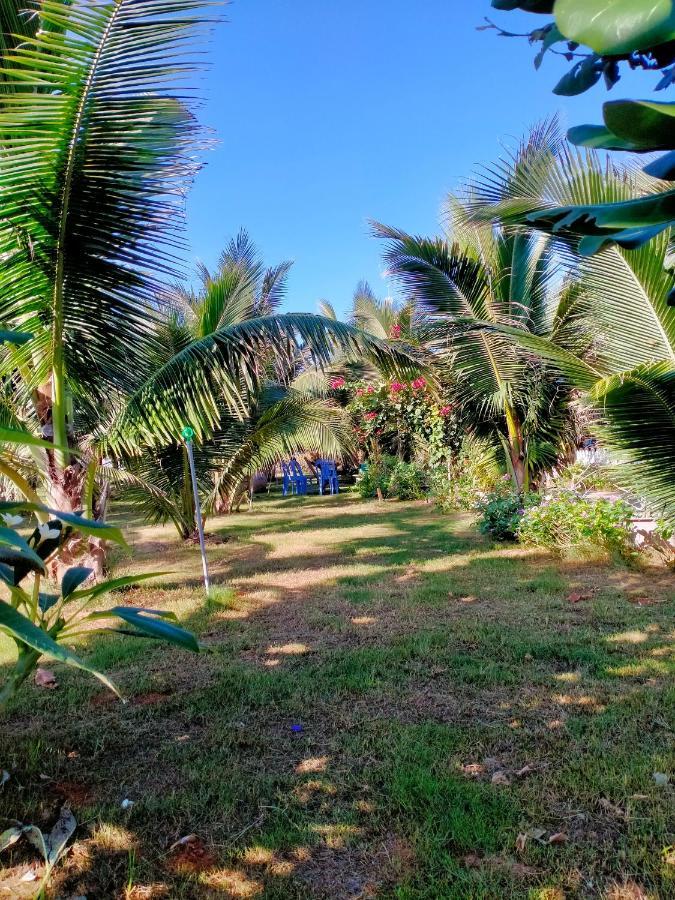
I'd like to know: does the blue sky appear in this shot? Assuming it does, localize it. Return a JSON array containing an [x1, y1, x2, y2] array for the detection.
[[184, 1, 643, 316]]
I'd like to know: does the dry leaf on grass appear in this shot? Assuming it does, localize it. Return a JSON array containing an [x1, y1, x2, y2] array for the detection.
[[35, 668, 57, 689], [599, 797, 626, 819], [491, 771, 511, 786], [567, 592, 591, 604], [463, 853, 539, 878]]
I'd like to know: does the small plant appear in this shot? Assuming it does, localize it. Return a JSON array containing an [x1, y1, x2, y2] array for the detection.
[[356, 455, 396, 499], [0, 501, 199, 710], [387, 461, 427, 501], [431, 436, 501, 512], [518, 493, 636, 560], [477, 488, 540, 541]]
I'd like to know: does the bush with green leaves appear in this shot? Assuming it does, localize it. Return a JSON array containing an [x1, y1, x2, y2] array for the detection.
[[431, 436, 502, 512], [387, 461, 428, 501], [356, 456, 395, 499], [518, 493, 636, 560], [0, 502, 198, 711], [477, 487, 541, 541]]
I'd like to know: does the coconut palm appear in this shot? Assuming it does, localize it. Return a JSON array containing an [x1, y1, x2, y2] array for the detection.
[[464, 127, 675, 521], [110, 237, 354, 536], [373, 205, 587, 491], [0, 0, 413, 553]]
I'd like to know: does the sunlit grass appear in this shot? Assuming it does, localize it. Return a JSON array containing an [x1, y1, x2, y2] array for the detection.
[[0, 492, 673, 898]]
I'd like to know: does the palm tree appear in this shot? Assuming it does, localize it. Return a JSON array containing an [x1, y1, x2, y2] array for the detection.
[[372, 206, 586, 492], [464, 126, 675, 521], [0, 1, 413, 555], [110, 236, 354, 537]]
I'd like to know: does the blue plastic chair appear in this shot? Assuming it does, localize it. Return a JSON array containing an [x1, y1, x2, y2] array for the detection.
[[281, 459, 307, 495], [289, 459, 308, 494], [315, 459, 339, 495]]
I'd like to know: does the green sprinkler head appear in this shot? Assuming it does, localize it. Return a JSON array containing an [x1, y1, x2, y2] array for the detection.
[[181, 426, 195, 442]]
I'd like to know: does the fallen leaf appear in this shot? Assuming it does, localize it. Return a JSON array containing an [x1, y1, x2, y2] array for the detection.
[[548, 832, 568, 844], [491, 771, 511, 786], [526, 827, 547, 842], [599, 797, 626, 819], [567, 592, 591, 604], [168, 833, 199, 853], [460, 763, 485, 778], [515, 832, 528, 852], [35, 668, 57, 689], [515, 764, 536, 778]]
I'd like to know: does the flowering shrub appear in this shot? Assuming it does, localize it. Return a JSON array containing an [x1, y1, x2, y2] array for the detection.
[[477, 488, 540, 541], [329, 376, 346, 390], [347, 378, 458, 464], [518, 493, 636, 560]]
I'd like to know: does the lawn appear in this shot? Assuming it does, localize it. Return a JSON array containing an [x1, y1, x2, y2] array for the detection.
[[0, 493, 673, 899]]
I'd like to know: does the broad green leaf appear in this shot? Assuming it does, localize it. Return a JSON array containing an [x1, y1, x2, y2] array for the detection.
[[0, 601, 120, 697], [644, 151, 675, 180], [553, 55, 601, 96], [61, 567, 94, 599], [556, 0, 675, 55], [38, 593, 59, 614], [603, 100, 675, 152], [85, 607, 199, 652], [578, 224, 672, 256], [68, 572, 166, 602], [0, 826, 22, 852], [0, 503, 126, 546], [568, 124, 641, 152], [527, 189, 675, 233], [0, 526, 46, 573]]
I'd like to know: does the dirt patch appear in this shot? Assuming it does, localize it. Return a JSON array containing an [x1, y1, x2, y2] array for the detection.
[[165, 835, 219, 875]]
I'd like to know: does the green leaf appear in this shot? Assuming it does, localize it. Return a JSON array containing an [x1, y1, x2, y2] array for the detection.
[[555, 0, 675, 55], [0, 427, 66, 452], [0, 526, 46, 574], [568, 124, 640, 152], [38, 593, 59, 614], [0, 600, 120, 697], [0, 330, 31, 346], [68, 572, 166, 603], [553, 55, 601, 96], [603, 100, 675, 152], [0, 503, 126, 546], [0, 826, 22, 852], [61, 567, 94, 599], [85, 607, 199, 652], [644, 151, 675, 180]]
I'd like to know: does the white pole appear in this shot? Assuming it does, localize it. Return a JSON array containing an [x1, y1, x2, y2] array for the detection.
[[182, 428, 210, 594]]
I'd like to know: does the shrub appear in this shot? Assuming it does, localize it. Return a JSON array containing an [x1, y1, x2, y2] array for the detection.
[[356, 455, 396, 499], [431, 436, 501, 512], [387, 461, 427, 500], [518, 493, 636, 560], [477, 489, 540, 541]]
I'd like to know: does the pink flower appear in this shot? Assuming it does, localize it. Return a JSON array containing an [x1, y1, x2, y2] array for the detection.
[[367, 385, 375, 394], [390, 381, 405, 394], [364, 412, 377, 421], [390, 324, 402, 339], [411, 377, 426, 390], [329, 376, 346, 389], [356, 388, 364, 397], [439, 405, 452, 417]]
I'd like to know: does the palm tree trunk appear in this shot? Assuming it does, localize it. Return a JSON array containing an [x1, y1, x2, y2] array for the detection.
[[504, 402, 528, 494]]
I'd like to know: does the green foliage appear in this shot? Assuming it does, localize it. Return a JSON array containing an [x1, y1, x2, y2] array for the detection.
[[387, 461, 428, 501], [487, 0, 675, 296], [431, 436, 502, 512], [518, 493, 636, 559], [477, 487, 540, 541], [348, 378, 457, 464], [356, 456, 396, 499], [0, 504, 198, 710], [466, 127, 675, 524]]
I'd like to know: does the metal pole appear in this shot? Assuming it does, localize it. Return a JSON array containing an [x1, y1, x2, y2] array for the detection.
[[182, 427, 210, 594]]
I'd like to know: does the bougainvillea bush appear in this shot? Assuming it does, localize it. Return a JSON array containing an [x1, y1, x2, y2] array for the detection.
[[340, 377, 458, 465]]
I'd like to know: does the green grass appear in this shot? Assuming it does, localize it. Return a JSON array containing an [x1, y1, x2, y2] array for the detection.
[[0, 493, 673, 898]]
